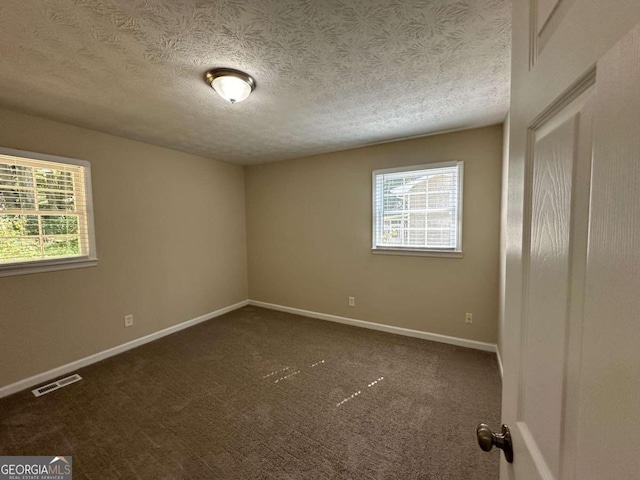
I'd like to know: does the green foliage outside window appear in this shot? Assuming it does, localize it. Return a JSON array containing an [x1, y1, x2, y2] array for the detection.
[[1, 164, 81, 263]]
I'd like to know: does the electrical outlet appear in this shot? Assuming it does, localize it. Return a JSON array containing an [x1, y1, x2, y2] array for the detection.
[[348, 296, 355, 307], [465, 313, 473, 324], [124, 314, 134, 327]]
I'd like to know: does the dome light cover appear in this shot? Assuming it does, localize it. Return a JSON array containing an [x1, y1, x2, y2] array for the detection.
[[205, 68, 256, 104]]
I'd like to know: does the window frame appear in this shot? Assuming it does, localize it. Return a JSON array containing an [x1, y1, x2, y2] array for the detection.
[[371, 160, 464, 258], [0, 147, 98, 277]]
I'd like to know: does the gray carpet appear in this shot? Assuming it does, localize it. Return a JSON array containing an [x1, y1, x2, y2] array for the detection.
[[0, 306, 501, 479]]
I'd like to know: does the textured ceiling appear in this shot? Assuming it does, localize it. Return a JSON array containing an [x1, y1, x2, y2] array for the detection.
[[0, 0, 511, 165]]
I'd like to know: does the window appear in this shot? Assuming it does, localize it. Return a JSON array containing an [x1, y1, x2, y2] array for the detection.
[[372, 161, 463, 256], [0, 148, 97, 276]]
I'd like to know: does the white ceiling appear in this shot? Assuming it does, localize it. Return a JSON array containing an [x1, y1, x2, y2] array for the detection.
[[0, 0, 511, 165]]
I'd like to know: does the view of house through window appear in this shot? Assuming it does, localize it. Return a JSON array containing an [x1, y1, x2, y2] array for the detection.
[[372, 161, 463, 254], [0, 149, 96, 271]]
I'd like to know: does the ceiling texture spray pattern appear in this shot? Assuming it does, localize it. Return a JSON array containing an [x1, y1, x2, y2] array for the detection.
[[0, 0, 511, 164]]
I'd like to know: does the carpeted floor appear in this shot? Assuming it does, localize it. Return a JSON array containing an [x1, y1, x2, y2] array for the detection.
[[0, 306, 501, 479]]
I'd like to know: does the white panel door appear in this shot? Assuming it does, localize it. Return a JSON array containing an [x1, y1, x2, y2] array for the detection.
[[572, 26, 640, 480], [498, 1, 640, 479], [516, 85, 593, 479]]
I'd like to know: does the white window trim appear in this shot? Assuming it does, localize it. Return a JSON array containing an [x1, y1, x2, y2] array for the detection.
[[0, 147, 98, 277], [371, 160, 464, 257]]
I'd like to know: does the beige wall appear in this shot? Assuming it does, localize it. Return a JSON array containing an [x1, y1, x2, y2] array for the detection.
[[0, 108, 248, 389], [246, 125, 503, 344]]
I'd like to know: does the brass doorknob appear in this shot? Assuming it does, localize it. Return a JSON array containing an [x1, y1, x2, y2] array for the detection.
[[476, 423, 514, 463]]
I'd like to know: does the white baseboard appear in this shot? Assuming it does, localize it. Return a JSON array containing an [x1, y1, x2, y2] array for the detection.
[[496, 348, 504, 378], [248, 300, 497, 353], [0, 300, 248, 399]]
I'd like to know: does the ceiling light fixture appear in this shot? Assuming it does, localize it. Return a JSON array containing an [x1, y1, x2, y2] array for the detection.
[[205, 68, 256, 104]]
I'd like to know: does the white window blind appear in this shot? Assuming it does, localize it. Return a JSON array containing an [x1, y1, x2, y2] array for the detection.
[[372, 161, 463, 254], [0, 148, 97, 275]]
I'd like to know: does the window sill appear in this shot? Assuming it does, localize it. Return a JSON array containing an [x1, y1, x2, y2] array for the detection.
[[371, 248, 463, 258], [0, 257, 98, 277]]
